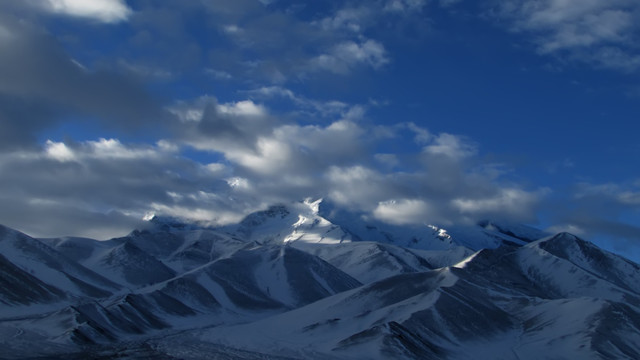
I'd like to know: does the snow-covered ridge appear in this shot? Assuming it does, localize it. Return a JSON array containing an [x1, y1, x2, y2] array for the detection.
[[1, 203, 639, 359]]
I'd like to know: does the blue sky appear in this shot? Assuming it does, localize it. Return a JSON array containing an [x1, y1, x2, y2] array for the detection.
[[0, 0, 639, 260]]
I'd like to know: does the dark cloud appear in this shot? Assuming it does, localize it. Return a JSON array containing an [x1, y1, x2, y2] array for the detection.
[[0, 95, 60, 150], [0, 14, 168, 149]]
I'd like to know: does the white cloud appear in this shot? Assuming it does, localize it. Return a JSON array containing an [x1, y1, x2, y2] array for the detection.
[[156, 140, 179, 153], [310, 40, 389, 74], [424, 133, 476, 159], [45, 138, 170, 161], [165, 95, 547, 229], [45, 140, 76, 162], [149, 202, 244, 227], [41, 0, 132, 23], [326, 166, 389, 210], [218, 100, 267, 117], [229, 137, 292, 175], [373, 199, 432, 225], [89, 138, 159, 159], [452, 188, 542, 220], [494, 0, 640, 71]]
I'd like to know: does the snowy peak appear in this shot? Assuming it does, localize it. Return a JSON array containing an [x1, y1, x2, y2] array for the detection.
[[224, 202, 353, 246], [1, 214, 640, 359], [530, 232, 640, 294]]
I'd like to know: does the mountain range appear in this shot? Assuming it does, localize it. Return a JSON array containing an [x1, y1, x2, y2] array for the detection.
[[1, 199, 639, 359]]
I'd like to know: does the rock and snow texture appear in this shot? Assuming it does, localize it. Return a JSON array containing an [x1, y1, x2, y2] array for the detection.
[[1, 202, 639, 359]]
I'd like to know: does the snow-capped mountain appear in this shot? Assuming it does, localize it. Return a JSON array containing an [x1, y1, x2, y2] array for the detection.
[[1, 201, 639, 359]]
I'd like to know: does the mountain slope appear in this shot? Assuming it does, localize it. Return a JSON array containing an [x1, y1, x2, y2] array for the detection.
[[0, 208, 639, 360], [0, 225, 122, 307], [178, 236, 640, 359], [44, 236, 177, 288]]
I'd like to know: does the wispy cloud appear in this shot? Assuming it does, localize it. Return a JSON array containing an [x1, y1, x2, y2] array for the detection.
[[491, 0, 640, 71], [309, 40, 389, 74], [545, 180, 640, 251]]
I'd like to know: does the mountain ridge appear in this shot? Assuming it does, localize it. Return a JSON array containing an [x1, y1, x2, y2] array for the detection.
[[1, 203, 639, 359]]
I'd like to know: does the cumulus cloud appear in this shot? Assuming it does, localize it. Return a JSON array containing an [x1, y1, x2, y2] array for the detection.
[[172, 97, 276, 157], [44, 140, 76, 162], [0, 86, 551, 239], [0, 91, 535, 239], [492, 0, 640, 71]]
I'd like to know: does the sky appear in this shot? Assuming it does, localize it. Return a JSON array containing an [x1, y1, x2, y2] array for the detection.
[[0, 0, 639, 261]]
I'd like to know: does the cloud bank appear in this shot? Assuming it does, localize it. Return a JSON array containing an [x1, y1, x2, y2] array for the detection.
[[0, 0, 637, 259], [0, 90, 548, 238]]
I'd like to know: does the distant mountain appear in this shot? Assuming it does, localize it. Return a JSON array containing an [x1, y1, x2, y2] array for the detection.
[[1, 202, 638, 359]]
